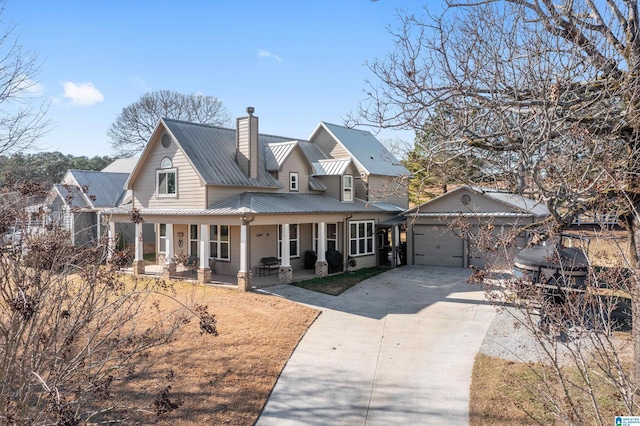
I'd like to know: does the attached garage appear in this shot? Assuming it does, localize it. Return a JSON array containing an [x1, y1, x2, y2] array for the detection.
[[405, 186, 549, 269]]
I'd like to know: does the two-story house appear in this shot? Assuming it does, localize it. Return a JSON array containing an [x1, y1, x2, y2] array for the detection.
[[103, 107, 410, 290]]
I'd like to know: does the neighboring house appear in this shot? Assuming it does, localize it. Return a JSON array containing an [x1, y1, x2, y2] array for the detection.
[[404, 186, 549, 269], [45, 161, 154, 248], [103, 107, 410, 289]]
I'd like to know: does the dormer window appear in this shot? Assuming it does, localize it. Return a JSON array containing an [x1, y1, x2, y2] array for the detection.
[[343, 174, 353, 202], [290, 172, 299, 192], [157, 157, 176, 197]]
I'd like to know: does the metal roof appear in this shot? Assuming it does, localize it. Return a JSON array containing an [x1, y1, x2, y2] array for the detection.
[[163, 118, 291, 188], [469, 186, 550, 218], [207, 192, 403, 215], [405, 185, 550, 218], [67, 170, 129, 209], [312, 159, 352, 176], [309, 176, 327, 191], [264, 141, 298, 171], [297, 140, 328, 164], [101, 158, 138, 174], [51, 184, 89, 209], [408, 212, 534, 218], [318, 122, 410, 177]]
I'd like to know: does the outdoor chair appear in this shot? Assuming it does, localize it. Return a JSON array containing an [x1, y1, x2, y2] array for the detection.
[[209, 257, 217, 274], [256, 256, 280, 276]]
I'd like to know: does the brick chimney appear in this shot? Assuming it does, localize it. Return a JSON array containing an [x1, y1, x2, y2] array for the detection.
[[236, 107, 259, 179]]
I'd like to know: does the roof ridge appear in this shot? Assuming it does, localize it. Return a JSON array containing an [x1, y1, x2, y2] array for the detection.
[[163, 117, 305, 141], [322, 121, 372, 135]]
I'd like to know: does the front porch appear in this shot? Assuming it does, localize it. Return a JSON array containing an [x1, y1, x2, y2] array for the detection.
[[120, 263, 318, 289]]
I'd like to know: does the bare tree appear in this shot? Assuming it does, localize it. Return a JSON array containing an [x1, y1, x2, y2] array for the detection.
[[355, 0, 640, 421], [0, 182, 217, 424], [0, 0, 48, 155], [108, 90, 230, 157]]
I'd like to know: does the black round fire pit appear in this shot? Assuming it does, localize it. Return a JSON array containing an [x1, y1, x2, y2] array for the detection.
[[513, 238, 589, 292]]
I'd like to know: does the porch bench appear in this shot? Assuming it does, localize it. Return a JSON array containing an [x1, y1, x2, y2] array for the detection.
[[255, 257, 280, 276]]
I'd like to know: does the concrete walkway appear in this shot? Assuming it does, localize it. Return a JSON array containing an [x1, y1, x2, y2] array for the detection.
[[256, 266, 496, 426]]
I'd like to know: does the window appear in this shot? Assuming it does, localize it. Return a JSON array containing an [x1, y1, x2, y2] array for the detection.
[[289, 172, 299, 191], [157, 158, 176, 197], [314, 223, 338, 253], [210, 225, 229, 260], [159, 224, 167, 253], [189, 224, 198, 256], [343, 175, 353, 202], [349, 220, 374, 256], [278, 224, 299, 258]]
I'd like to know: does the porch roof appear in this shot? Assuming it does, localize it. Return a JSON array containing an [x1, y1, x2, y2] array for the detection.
[[103, 193, 405, 216]]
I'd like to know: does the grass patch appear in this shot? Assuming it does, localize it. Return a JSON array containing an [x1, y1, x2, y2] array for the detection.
[[470, 353, 630, 425], [291, 267, 387, 296]]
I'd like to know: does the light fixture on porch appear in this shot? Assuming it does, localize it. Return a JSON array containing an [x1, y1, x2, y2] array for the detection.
[[256, 233, 270, 237]]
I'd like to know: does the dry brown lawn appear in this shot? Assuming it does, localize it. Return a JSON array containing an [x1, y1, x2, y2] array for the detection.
[[107, 279, 319, 425]]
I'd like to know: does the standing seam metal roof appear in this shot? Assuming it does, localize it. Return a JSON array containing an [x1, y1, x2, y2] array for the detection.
[[163, 118, 291, 188], [320, 122, 410, 177], [68, 170, 129, 208]]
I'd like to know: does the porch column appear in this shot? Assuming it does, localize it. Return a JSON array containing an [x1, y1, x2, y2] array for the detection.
[[133, 222, 145, 275], [198, 224, 211, 283], [315, 221, 328, 277], [107, 221, 116, 263], [237, 222, 251, 291], [279, 223, 292, 284], [391, 225, 399, 268], [164, 223, 176, 278]]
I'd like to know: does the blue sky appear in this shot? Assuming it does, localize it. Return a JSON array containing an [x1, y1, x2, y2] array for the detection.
[[7, 0, 431, 157]]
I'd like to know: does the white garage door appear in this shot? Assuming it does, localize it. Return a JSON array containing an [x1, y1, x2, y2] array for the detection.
[[413, 225, 464, 267]]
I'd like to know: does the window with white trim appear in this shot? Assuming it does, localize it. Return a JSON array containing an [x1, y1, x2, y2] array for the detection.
[[158, 224, 167, 253], [157, 157, 176, 197], [349, 220, 374, 256], [210, 225, 229, 260], [343, 174, 353, 202], [189, 224, 198, 256], [289, 172, 299, 191], [278, 224, 299, 258], [314, 223, 338, 253]]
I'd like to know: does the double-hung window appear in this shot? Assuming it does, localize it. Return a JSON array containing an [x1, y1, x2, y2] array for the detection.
[[343, 174, 353, 202], [349, 220, 374, 256], [210, 225, 229, 260], [278, 224, 299, 258], [157, 158, 176, 197], [289, 172, 299, 191]]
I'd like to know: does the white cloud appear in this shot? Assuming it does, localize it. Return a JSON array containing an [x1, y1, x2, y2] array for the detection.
[[258, 49, 282, 63], [63, 82, 104, 106]]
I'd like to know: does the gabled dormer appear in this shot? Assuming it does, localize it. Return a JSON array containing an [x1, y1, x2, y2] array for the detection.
[[308, 122, 410, 208]]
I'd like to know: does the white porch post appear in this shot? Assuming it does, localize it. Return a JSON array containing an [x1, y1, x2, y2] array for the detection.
[[391, 225, 400, 268], [164, 223, 176, 278], [238, 222, 251, 291], [279, 224, 292, 283], [315, 221, 328, 277], [133, 221, 145, 275], [107, 221, 116, 262], [198, 224, 211, 283]]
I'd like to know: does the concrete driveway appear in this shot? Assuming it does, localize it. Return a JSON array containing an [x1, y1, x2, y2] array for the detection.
[[256, 265, 497, 426]]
